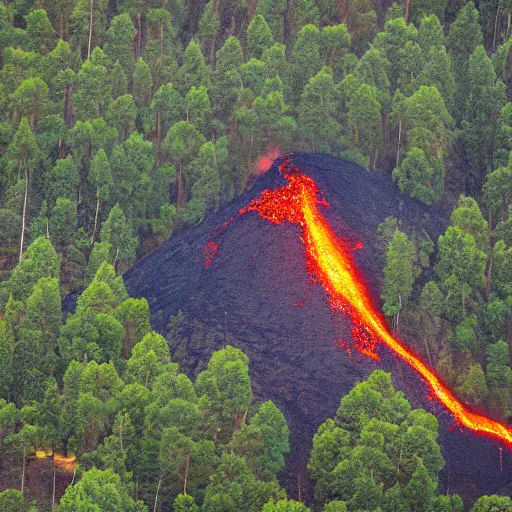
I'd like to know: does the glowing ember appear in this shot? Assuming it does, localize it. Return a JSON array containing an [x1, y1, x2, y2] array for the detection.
[[204, 241, 218, 268], [242, 155, 512, 449]]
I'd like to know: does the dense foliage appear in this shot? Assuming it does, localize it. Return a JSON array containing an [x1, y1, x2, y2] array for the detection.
[[1, 0, 512, 509]]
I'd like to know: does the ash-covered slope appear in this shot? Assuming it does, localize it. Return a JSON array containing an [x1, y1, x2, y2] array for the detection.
[[124, 153, 512, 503]]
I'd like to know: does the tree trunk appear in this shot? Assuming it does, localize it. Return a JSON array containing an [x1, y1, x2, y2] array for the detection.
[[52, 453, 56, 510], [21, 448, 25, 493], [405, 0, 411, 23], [160, 22, 164, 59], [19, 167, 29, 262], [493, 0, 502, 51], [91, 186, 100, 245], [396, 120, 402, 168], [210, 33, 217, 67], [138, 14, 142, 58], [87, 0, 94, 59], [177, 161, 184, 209], [156, 109, 162, 164], [153, 476, 162, 512], [119, 414, 124, 452], [395, 295, 402, 334], [247, 135, 253, 181], [485, 211, 493, 301], [183, 453, 189, 495]]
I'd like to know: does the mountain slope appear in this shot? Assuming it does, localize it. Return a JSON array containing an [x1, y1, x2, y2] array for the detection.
[[123, 153, 512, 503]]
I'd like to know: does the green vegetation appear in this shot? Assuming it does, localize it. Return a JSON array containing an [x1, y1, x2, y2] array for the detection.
[[1, 0, 512, 509], [379, 186, 512, 422], [0, 0, 511, 293]]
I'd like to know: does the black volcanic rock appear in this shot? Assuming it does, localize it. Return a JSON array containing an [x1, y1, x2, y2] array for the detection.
[[123, 153, 512, 505]]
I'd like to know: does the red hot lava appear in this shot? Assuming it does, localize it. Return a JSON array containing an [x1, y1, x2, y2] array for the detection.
[[241, 155, 512, 449], [204, 241, 218, 268]]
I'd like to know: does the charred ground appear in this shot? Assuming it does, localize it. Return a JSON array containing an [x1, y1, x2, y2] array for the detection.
[[123, 153, 512, 504]]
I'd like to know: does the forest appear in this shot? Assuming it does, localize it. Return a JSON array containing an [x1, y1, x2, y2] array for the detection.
[[0, 0, 512, 510]]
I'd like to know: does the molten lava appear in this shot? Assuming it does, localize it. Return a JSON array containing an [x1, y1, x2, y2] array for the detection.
[[242, 155, 512, 449], [204, 241, 218, 268]]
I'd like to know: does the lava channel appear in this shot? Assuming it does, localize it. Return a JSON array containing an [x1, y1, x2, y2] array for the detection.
[[241, 155, 512, 449]]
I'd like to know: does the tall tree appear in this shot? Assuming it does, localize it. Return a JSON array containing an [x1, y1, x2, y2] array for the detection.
[[447, 2, 483, 123], [346, 84, 382, 171], [89, 149, 113, 245], [381, 229, 416, 332], [6, 118, 39, 261], [163, 121, 205, 208]]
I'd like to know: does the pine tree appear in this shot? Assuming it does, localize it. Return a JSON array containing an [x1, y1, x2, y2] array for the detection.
[[100, 205, 138, 272], [110, 60, 128, 99], [133, 58, 153, 109], [246, 15, 273, 59]]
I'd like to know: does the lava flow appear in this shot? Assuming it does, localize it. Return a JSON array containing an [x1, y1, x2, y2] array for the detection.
[[241, 155, 512, 449]]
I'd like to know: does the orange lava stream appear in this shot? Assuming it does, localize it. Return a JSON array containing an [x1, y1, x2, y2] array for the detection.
[[243, 156, 512, 449]]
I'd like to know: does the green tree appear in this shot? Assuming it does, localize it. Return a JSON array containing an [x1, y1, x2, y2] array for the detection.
[[49, 197, 77, 251], [298, 67, 340, 152], [174, 494, 200, 512], [133, 58, 153, 109], [262, 499, 311, 511], [483, 161, 512, 223], [381, 229, 416, 331], [211, 36, 244, 121], [69, 0, 108, 58], [147, 83, 183, 163], [85, 241, 112, 285], [196, 346, 253, 441], [9, 237, 59, 302], [460, 45, 506, 196], [447, 2, 483, 122], [250, 401, 290, 479], [57, 467, 148, 511], [10, 77, 49, 130], [185, 86, 212, 134], [107, 94, 137, 140], [163, 121, 205, 208], [46, 156, 79, 205], [25, 8, 57, 52], [256, 0, 287, 42], [104, 13, 137, 76], [202, 453, 284, 512], [346, 84, 382, 171], [197, 0, 219, 65], [111, 60, 128, 99], [0, 489, 25, 512], [89, 149, 113, 244], [290, 25, 321, 106], [393, 147, 443, 205], [458, 364, 489, 404], [176, 39, 211, 96], [321, 24, 351, 81], [100, 205, 138, 271], [246, 15, 273, 59], [72, 60, 109, 121], [114, 298, 152, 358], [471, 495, 512, 512], [435, 226, 487, 320], [6, 117, 39, 261], [309, 371, 445, 508]]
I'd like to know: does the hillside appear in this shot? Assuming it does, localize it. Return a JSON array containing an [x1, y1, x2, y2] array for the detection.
[[123, 153, 512, 502]]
